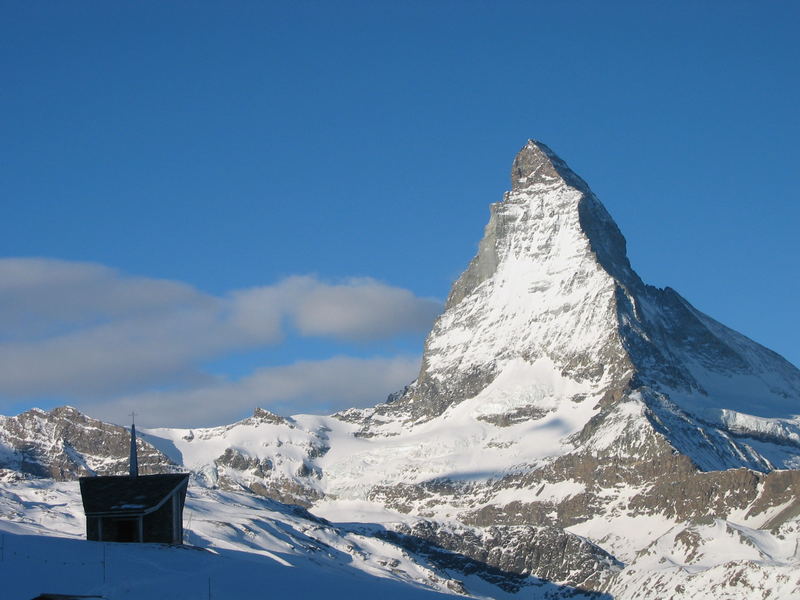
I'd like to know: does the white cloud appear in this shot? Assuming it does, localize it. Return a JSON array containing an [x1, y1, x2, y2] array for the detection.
[[0, 307, 238, 396], [81, 355, 421, 427], [290, 277, 441, 340], [230, 276, 441, 341], [0, 258, 207, 338], [0, 258, 440, 412]]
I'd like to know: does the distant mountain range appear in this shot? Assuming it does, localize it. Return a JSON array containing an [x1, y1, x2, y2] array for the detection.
[[2, 141, 798, 599]]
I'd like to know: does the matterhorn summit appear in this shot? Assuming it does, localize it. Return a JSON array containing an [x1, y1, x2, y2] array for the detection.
[[360, 140, 800, 472], [2, 141, 800, 599], [378, 139, 641, 423]]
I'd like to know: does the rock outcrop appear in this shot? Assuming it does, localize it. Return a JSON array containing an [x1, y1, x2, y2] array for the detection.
[[0, 406, 175, 478]]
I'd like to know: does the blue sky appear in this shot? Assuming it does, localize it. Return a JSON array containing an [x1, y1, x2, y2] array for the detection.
[[2, 1, 798, 426]]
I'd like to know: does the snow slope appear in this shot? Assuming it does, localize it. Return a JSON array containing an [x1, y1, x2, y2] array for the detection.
[[2, 140, 800, 599], [0, 479, 602, 600]]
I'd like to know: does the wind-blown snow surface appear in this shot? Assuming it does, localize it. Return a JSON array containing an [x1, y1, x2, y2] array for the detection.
[[0, 481, 456, 600], [2, 140, 800, 598], [0, 480, 599, 600]]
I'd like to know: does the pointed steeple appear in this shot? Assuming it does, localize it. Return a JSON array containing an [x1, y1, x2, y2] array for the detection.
[[129, 412, 138, 478]]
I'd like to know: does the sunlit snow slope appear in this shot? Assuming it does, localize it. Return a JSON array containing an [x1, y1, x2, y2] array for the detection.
[[2, 140, 799, 599]]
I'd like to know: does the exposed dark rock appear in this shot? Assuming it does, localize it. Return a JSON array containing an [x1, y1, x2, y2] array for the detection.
[[251, 407, 292, 427], [476, 405, 552, 427], [381, 520, 621, 593], [0, 406, 175, 479]]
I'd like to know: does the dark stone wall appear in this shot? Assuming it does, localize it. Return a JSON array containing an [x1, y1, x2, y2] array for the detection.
[[86, 516, 100, 541], [143, 501, 174, 544]]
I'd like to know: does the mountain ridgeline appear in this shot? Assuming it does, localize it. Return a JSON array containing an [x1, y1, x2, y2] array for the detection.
[[2, 141, 799, 599], [372, 141, 800, 454]]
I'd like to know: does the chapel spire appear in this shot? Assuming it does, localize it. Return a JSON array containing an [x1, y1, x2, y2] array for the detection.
[[129, 412, 138, 478]]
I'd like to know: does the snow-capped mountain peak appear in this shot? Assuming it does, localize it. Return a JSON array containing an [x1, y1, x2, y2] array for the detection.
[[355, 141, 800, 476], [2, 140, 799, 599], [372, 141, 642, 427]]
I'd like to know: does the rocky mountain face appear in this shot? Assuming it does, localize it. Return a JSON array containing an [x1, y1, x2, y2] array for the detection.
[[367, 141, 800, 464], [2, 141, 799, 599], [0, 406, 175, 480]]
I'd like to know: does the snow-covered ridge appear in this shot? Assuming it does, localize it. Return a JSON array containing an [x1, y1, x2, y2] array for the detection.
[[2, 140, 800, 599]]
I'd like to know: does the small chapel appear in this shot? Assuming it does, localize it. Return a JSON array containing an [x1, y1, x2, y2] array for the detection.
[[78, 417, 190, 544]]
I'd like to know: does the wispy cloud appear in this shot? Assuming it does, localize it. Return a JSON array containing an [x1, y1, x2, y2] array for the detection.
[[82, 355, 421, 427], [232, 275, 440, 341], [0, 258, 439, 422], [0, 258, 209, 338]]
